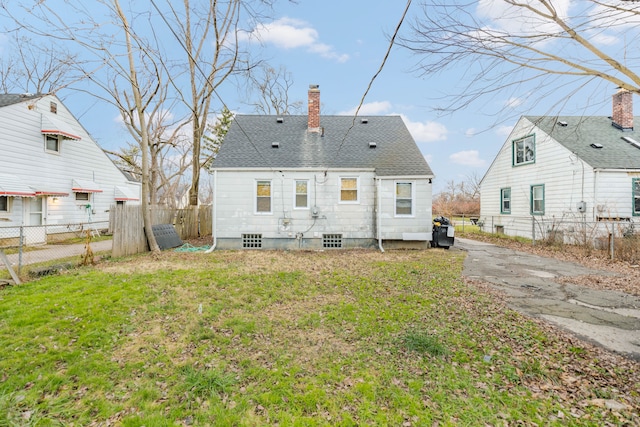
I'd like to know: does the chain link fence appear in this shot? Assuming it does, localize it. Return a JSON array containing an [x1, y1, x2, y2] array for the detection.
[[0, 221, 111, 279], [450, 213, 638, 262]]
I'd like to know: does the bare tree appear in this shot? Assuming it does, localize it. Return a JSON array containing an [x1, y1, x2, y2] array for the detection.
[[400, 1, 640, 118], [244, 64, 303, 115], [160, 0, 245, 206], [0, 34, 80, 93]]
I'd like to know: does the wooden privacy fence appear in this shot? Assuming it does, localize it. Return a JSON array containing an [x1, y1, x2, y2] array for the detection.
[[110, 205, 213, 257]]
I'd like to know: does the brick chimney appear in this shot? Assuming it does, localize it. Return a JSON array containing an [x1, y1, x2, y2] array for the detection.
[[308, 84, 320, 133], [612, 89, 633, 131]]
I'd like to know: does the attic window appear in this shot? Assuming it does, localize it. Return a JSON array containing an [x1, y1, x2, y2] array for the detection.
[[271, 142, 280, 148], [558, 121, 567, 127], [50, 102, 57, 114], [622, 136, 640, 149], [276, 117, 284, 123], [361, 118, 368, 124], [368, 141, 377, 149], [590, 143, 603, 149]]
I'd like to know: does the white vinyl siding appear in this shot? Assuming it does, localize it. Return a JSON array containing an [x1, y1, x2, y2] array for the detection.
[[0, 94, 141, 226]]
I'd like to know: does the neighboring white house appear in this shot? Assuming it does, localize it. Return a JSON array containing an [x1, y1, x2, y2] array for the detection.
[[211, 84, 435, 250], [0, 93, 140, 243], [479, 89, 640, 242]]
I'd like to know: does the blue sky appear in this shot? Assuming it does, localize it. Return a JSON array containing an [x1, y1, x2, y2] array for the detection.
[[1, 0, 626, 194]]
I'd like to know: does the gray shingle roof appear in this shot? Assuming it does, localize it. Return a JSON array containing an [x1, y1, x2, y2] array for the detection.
[[525, 115, 640, 169], [213, 115, 434, 177], [0, 93, 42, 108]]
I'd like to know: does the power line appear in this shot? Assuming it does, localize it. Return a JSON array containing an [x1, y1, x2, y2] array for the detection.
[[332, 0, 413, 164], [148, 0, 275, 171]]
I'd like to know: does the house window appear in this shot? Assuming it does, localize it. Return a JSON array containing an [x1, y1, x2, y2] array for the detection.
[[256, 180, 272, 214], [513, 135, 535, 166], [0, 196, 8, 213], [530, 184, 545, 215], [634, 179, 640, 216], [50, 101, 57, 114], [501, 188, 511, 214], [340, 177, 358, 202], [395, 182, 413, 216], [75, 192, 90, 202], [45, 135, 60, 153], [294, 180, 309, 209]]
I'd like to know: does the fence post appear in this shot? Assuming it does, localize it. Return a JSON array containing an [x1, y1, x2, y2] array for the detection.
[[609, 232, 615, 260], [18, 226, 24, 275], [531, 217, 536, 246], [462, 213, 465, 233]]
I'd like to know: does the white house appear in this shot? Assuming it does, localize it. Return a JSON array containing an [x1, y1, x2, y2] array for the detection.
[[210, 85, 435, 250], [0, 93, 140, 243], [479, 89, 640, 242]]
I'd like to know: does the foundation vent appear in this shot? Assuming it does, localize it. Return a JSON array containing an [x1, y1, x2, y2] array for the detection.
[[242, 233, 263, 248], [323, 234, 343, 248]]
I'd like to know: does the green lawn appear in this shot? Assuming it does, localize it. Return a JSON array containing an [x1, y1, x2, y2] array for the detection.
[[0, 250, 637, 426]]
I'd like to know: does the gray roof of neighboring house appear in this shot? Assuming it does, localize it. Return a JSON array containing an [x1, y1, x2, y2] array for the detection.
[[0, 93, 42, 108], [525, 115, 640, 169], [213, 115, 434, 177]]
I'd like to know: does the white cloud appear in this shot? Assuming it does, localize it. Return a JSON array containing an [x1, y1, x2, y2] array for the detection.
[[239, 17, 349, 62], [477, 0, 571, 37], [339, 101, 392, 116], [449, 150, 486, 167], [496, 124, 514, 137], [465, 128, 477, 137], [424, 154, 433, 164], [589, 32, 618, 46], [505, 97, 523, 108], [401, 115, 448, 143]]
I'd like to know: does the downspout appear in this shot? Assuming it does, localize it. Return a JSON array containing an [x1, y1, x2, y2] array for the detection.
[[205, 170, 217, 253], [377, 177, 384, 253]]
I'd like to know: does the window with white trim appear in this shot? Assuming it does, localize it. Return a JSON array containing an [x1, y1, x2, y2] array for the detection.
[[45, 135, 60, 153], [395, 182, 413, 216], [513, 135, 535, 165], [0, 196, 8, 213], [530, 184, 545, 215], [294, 180, 309, 209], [634, 178, 640, 216], [501, 188, 511, 214], [340, 177, 358, 203], [256, 180, 272, 214]]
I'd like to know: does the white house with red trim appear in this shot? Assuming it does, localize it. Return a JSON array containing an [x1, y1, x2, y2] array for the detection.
[[0, 93, 140, 243]]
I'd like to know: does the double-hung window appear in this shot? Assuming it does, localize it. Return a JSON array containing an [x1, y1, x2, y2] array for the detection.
[[340, 177, 358, 203], [530, 184, 545, 215], [634, 178, 640, 216], [500, 188, 511, 214], [45, 135, 60, 153], [256, 180, 272, 214], [0, 196, 8, 213], [513, 135, 535, 166], [294, 180, 309, 209], [395, 182, 413, 216]]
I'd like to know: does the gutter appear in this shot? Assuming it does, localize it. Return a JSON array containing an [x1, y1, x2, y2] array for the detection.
[[377, 177, 384, 253], [205, 170, 218, 253]]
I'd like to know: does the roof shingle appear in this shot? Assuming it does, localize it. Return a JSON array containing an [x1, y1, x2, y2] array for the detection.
[[214, 115, 434, 177]]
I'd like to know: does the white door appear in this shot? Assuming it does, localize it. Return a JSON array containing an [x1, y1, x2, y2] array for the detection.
[[25, 197, 47, 245]]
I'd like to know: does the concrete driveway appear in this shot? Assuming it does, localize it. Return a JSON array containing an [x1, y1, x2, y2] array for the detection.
[[456, 238, 640, 361]]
